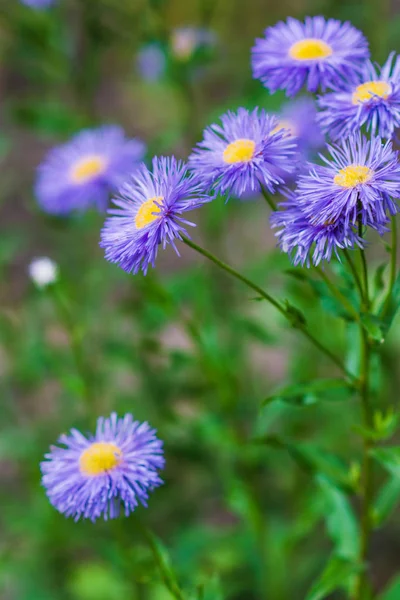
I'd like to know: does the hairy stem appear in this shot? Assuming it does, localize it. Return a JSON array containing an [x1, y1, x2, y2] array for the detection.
[[182, 236, 355, 380]]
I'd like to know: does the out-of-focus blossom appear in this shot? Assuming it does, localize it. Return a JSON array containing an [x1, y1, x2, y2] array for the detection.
[[274, 97, 324, 154], [20, 0, 55, 7], [170, 26, 216, 61], [136, 44, 166, 82], [29, 257, 58, 288], [35, 126, 146, 215]]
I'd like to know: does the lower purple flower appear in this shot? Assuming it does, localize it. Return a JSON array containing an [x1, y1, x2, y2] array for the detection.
[[41, 413, 165, 521], [100, 156, 211, 275]]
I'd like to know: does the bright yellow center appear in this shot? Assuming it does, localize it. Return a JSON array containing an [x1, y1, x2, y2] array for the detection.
[[79, 442, 122, 476], [272, 119, 297, 137], [223, 139, 256, 164], [71, 155, 106, 184], [334, 165, 373, 188], [135, 196, 163, 229], [352, 80, 391, 105], [289, 38, 333, 61]]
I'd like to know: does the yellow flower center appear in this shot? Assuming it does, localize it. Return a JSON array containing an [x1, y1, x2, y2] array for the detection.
[[352, 80, 391, 105], [70, 155, 107, 184], [79, 442, 122, 476], [271, 119, 297, 137], [334, 165, 373, 188], [135, 196, 163, 229], [223, 139, 256, 164], [289, 38, 333, 61]]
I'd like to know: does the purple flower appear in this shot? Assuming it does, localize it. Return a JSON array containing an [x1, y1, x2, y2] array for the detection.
[[20, 0, 55, 7], [271, 191, 364, 266], [296, 134, 400, 231], [274, 97, 324, 155], [188, 107, 297, 198], [35, 126, 146, 215], [318, 53, 400, 140], [100, 156, 211, 275], [136, 44, 166, 82], [251, 16, 369, 97], [41, 413, 164, 522]]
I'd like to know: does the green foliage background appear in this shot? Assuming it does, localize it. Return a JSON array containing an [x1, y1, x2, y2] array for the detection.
[[1, 0, 400, 599]]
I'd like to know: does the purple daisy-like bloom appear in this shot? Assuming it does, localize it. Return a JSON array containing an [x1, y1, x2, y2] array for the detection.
[[318, 53, 400, 140], [188, 107, 297, 198], [251, 16, 369, 97], [136, 44, 166, 82], [296, 134, 400, 231], [35, 126, 146, 215], [100, 156, 211, 275], [271, 191, 364, 266], [275, 97, 324, 155], [41, 413, 164, 522]]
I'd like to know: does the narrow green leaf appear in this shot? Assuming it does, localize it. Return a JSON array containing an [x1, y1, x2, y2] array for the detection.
[[318, 476, 360, 559], [371, 447, 400, 477], [262, 378, 353, 407], [360, 313, 385, 344], [379, 575, 400, 600], [373, 476, 400, 527], [305, 555, 360, 600]]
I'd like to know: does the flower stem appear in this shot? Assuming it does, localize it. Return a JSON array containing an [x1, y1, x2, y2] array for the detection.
[[182, 236, 355, 381], [383, 216, 397, 315], [260, 185, 277, 211], [343, 249, 365, 304]]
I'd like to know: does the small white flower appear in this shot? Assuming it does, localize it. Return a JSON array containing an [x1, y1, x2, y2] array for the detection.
[[29, 257, 58, 288]]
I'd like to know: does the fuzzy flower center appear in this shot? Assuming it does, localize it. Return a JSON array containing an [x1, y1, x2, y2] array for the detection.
[[352, 80, 391, 105], [79, 442, 122, 476], [334, 165, 373, 188], [135, 196, 163, 229], [223, 139, 256, 164], [289, 38, 333, 61], [70, 155, 107, 184]]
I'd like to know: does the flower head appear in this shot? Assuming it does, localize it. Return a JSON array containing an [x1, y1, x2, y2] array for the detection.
[[251, 16, 369, 97], [100, 156, 210, 275], [318, 53, 400, 140], [20, 0, 55, 7], [29, 257, 58, 288], [136, 44, 166, 82], [271, 191, 364, 266], [296, 134, 400, 230], [41, 413, 164, 521], [35, 126, 146, 215], [274, 97, 324, 155], [170, 27, 216, 61], [188, 107, 297, 198]]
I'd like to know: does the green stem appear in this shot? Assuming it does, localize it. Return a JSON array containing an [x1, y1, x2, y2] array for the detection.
[[383, 216, 397, 314], [182, 236, 355, 381], [50, 286, 95, 409], [260, 186, 277, 211], [316, 266, 360, 323], [343, 249, 365, 304]]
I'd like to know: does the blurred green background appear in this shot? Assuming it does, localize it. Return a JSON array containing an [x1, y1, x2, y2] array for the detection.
[[1, 1, 400, 599]]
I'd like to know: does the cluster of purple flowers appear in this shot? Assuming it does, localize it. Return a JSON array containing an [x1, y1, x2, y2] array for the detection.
[[40, 14, 400, 522]]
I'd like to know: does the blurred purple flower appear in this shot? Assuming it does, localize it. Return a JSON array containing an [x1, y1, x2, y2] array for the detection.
[[274, 97, 324, 154], [100, 156, 211, 275], [35, 126, 146, 215], [252, 16, 369, 96], [188, 107, 298, 198], [41, 412, 164, 521], [136, 44, 166, 82], [20, 0, 55, 7]]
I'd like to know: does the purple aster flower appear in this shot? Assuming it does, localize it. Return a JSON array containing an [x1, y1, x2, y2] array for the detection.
[[274, 97, 324, 155], [251, 16, 369, 97], [20, 0, 55, 7], [136, 44, 166, 82], [35, 126, 146, 215], [296, 134, 400, 231], [188, 107, 298, 198], [318, 53, 400, 140], [41, 412, 164, 522], [100, 156, 210, 275], [271, 191, 363, 266]]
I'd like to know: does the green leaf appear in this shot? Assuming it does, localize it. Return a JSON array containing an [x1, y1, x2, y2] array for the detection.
[[283, 300, 307, 326], [318, 476, 359, 559], [373, 476, 400, 527], [379, 575, 400, 600], [371, 447, 400, 477], [262, 378, 354, 407], [360, 313, 385, 344], [305, 555, 361, 600], [373, 263, 387, 297]]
